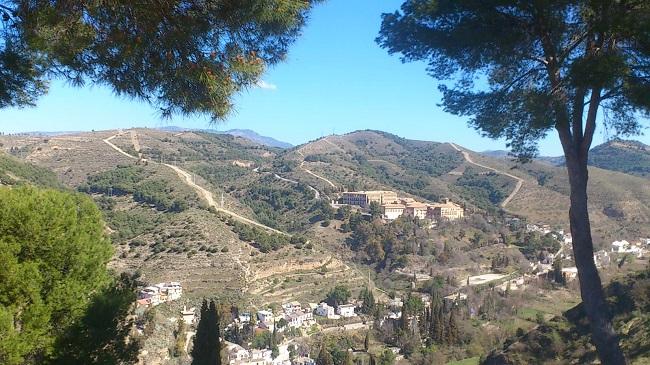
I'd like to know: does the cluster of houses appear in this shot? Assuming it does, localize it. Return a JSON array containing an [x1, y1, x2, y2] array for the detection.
[[136, 282, 183, 307], [611, 239, 649, 258], [339, 190, 464, 222], [246, 300, 359, 333], [226, 342, 295, 365], [223, 300, 362, 365]]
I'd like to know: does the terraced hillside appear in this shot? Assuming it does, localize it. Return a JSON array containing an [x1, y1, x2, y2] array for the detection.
[[3, 128, 650, 299], [472, 151, 650, 244]]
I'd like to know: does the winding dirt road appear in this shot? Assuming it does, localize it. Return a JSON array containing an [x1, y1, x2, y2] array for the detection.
[[296, 149, 338, 190], [103, 133, 288, 236], [449, 142, 524, 208]]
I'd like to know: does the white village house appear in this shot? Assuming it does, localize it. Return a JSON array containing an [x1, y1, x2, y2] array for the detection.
[[315, 303, 335, 318], [336, 304, 356, 318]]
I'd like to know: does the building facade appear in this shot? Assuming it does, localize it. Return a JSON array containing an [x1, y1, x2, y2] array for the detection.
[[341, 191, 398, 208], [381, 203, 405, 220], [428, 199, 464, 221]]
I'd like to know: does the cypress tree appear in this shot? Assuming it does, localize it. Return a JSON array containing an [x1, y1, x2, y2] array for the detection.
[[316, 345, 334, 365], [192, 300, 210, 364], [192, 300, 221, 365], [364, 331, 370, 352], [447, 310, 459, 346]]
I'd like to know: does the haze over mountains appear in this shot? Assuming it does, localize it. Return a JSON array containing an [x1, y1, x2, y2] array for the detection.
[[157, 126, 293, 149]]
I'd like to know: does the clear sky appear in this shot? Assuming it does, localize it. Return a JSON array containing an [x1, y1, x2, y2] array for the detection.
[[0, 0, 647, 156]]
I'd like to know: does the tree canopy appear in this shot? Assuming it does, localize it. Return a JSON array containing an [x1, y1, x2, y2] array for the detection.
[[378, 0, 650, 159], [378, 1, 650, 363], [1, 0, 321, 119], [0, 186, 114, 364]]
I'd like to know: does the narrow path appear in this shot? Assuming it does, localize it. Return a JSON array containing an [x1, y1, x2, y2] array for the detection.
[[448, 142, 524, 208], [103, 132, 288, 236], [296, 149, 338, 190], [273, 173, 321, 200]]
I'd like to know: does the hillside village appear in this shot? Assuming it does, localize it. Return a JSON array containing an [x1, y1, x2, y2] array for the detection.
[[2, 128, 650, 365]]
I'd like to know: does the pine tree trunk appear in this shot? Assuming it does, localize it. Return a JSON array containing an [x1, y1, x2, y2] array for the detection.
[[565, 156, 627, 365]]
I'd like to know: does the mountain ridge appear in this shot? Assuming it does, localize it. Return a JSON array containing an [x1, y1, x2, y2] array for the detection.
[[157, 126, 293, 148]]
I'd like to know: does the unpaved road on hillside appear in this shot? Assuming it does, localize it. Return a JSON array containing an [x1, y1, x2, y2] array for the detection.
[[449, 142, 524, 208], [103, 133, 288, 236], [273, 173, 321, 200], [296, 147, 338, 190]]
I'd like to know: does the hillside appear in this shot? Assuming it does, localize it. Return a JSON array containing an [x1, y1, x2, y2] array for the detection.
[[0, 151, 64, 189], [157, 126, 293, 148], [3, 128, 650, 364], [589, 139, 650, 178], [0, 129, 365, 305], [482, 269, 650, 365], [283, 131, 650, 243], [497, 139, 650, 178]]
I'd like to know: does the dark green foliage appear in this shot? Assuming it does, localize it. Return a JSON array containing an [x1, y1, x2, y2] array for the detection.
[[0, 152, 62, 188], [235, 176, 316, 230], [358, 287, 376, 315], [104, 208, 167, 243], [251, 331, 271, 350], [553, 260, 566, 286], [346, 215, 426, 268], [377, 349, 396, 365], [0, 186, 114, 364], [52, 273, 141, 365], [447, 310, 459, 346], [192, 300, 221, 365], [1, 1, 321, 119], [80, 165, 191, 212], [325, 285, 352, 307], [80, 165, 148, 195], [316, 345, 334, 365], [453, 168, 514, 210], [515, 231, 561, 262], [304, 154, 333, 163], [227, 219, 289, 253]]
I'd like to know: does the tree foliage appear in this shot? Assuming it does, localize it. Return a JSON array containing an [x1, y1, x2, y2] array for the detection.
[[0, 186, 127, 364], [325, 285, 352, 307], [378, 0, 650, 159], [52, 273, 141, 365], [378, 2, 650, 363], [192, 299, 221, 365], [1, 0, 321, 118]]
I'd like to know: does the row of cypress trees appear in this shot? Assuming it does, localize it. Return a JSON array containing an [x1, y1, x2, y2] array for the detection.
[[192, 300, 222, 365]]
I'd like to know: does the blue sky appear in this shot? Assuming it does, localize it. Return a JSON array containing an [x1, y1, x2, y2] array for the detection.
[[0, 0, 647, 156]]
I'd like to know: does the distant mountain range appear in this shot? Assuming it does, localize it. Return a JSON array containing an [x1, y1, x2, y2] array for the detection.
[[157, 126, 293, 149], [482, 138, 650, 178]]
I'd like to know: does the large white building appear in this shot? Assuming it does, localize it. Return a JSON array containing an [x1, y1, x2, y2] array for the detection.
[[341, 191, 398, 208], [381, 203, 405, 220]]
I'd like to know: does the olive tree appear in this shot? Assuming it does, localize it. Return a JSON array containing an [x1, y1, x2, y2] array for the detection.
[[377, 1, 649, 363]]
